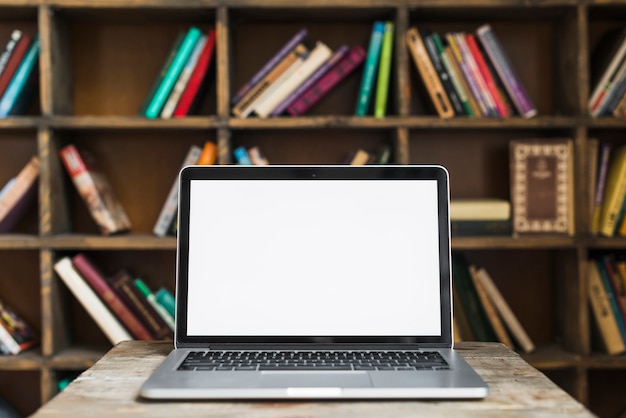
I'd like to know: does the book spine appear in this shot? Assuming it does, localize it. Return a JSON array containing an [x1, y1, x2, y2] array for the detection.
[[286, 45, 366, 116], [423, 31, 465, 116], [231, 28, 308, 105], [71, 254, 153, 340], [455, 33, 498, 117], [254, 41, 332, 118], [232, 44, 308, 118], [271, 45, 349, 117], [614, 90, 626, 117], [0, 36, 39, 117], [465, 33, 509, 117], [374, 22, 394, 118], [598, 71, 626, 116], [588, 260, 626, 354], [433, 34, 474, 117], [134, 278, 175, 331], [0, 30, 21, 80], [476, 24, 537, 118], [144, 27, 202, 118], [0, 34, 30, 100], [153, 145, 202, 237], [248, 146, 269, 165], [0, 319, 21, 354], [234, 146, 253, 165], [588, 36, 626, 116], [593, 143, 611, 235], [155, 288, 176, 318], [405, 27, 454, 118], [53, 257, 133, 345], [173, 29, 216, 117], [600, 146, 626, 236], [596, 258, 626, 344], [355, 21, 385, 116], [0, 157, 39, 233], [197, 141, 217, 165], [160, 35, 207, 119]]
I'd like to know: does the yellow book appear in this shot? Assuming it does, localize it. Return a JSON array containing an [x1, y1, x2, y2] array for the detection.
[[599, 145, 626, 237], [588, 260, 626, 355]]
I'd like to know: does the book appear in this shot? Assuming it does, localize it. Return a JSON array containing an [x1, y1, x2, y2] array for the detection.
[[254, 41, 332, 118], [450, 219, 512, 237], [588, 27, 626, 116], [173, 29, 216, 117], [433, 33, 475, 117], [468, 265, 514, 348], [71, 253, 153, 340], [614, 89, 626, 117], [232, 44, 308, 118], [476, 24, 537, 118], [450, 198, 510, 221], [286, 45, 366, 116], [598, 145, 626, 236], [0, 30, 22, 86], [0, 295, 38, 355], [153, 145, 202, 237], [374, 21, 394, 117], [160, 34, 208, 118], [0, 178, 15, 200], [140, 32, 185, 115], [592, 142, 611, 235], [596, 58, 626, 116], [0, 35, 39, 117], [349, 149, 370, 165], [603, 255, 626, 330], [231, 28, 308, 106], [465, 33, 509, 117], [197, 140, 217, 166], [595, 258, 626, 346], [0, 31, 30, 104], [474, 267, 535, 353], [588, 260, 626, 355], [144, 26, 203, 119], [155, 288, 175, 318], [355, 21, 385, 116], [405, 27, 454, 118], [233, 146, 253, 165], [271, 45, 349, 117], [107, 270, 172, 340], [248, 146, 269, 165], [423, 30, 465, 116], [509, 139, 574, 236], [53, 257, 132, 345], [0, 156, 39, 233], [374, 143, 391, 164], [134, 278, 175, 331], [59, 144, 132, 235]]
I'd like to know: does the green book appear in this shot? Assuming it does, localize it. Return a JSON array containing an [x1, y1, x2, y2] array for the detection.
[[155, 287, 176, 318], [431, 32, 473, 117], [144, 27, 202, 119], [355, 21, 385, 116], [374, 22, 394, 118], [134, 278, 175, 330]]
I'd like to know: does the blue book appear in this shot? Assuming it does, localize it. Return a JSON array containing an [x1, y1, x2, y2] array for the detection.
[[233, 146, 253, 165], [144, 27, 202, 119], [355, 21, 385, 116], [0, 35, 39, 117]]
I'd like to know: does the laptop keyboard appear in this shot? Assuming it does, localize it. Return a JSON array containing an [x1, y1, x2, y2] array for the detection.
[[178, 351, 450, 371]]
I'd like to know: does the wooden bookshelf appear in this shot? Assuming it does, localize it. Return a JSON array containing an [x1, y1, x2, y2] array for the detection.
[[0, 0, 625, 416]]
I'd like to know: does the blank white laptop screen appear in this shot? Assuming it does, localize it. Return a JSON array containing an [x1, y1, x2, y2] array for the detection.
[[185, 179, 442, 337]]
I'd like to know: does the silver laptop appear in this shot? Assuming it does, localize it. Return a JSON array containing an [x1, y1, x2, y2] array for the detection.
[[139, 164, 488, 400]]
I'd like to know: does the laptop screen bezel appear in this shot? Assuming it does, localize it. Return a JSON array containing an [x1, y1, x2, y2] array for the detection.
[[174, 165, 453, 348]]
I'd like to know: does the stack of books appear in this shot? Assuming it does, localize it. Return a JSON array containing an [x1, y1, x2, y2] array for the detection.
[[406, 24, 536, 119], [453, 253, 535, 354], [141, 26, 216, 119], [231, 28, 366, 118], [589, 27, 626, 118], [53, 254, 176, 344], [0, 30, 40, 117], [450, 198, 511, 237], [0, 156, 39, 233]]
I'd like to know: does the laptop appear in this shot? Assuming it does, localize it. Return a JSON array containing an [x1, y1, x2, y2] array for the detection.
[[139, 164, 488, 400]]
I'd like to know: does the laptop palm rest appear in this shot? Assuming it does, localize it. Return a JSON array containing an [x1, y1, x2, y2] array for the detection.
[[260, 372, 372, 388]]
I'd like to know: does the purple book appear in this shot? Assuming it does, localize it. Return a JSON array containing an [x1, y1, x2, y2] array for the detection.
[[231, 28, 308, 105], [476, 24, 537, 118], [287, 45, 366, 116], [270, 45, 349, 116]]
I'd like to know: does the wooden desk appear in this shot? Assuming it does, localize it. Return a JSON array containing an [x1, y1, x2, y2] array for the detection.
[[33, 341, 595, 417]]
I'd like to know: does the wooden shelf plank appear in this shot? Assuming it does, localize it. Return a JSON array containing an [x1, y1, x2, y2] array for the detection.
[[47, 345, 109, 369], [45, 234, 176, 250], [0, 349, 43, 371], [0, 235, 42, 249], [452, 236, 577, 250], [46, 116, 220, 130], [521, 343, 581, 370]]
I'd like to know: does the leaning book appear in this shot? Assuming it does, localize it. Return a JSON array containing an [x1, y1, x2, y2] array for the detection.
[[0, 295, 38, 355]]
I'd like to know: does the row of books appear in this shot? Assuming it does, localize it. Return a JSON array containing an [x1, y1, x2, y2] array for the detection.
[[406, 24, 536, 119], [589, 27, 626, 118], [0, 30, 40, 118], [53, 254, 175, 345], [141, 26, 216, 119], [589, 142, 626, 237], [343, 144, 392, 165], [231, 28, 366, 118], [233, 146, 269, 166], [452, 253, 535, 353], [587, 254, 626, 355]]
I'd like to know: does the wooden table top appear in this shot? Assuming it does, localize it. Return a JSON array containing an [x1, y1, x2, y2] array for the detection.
[[33, 341, 595, 417]]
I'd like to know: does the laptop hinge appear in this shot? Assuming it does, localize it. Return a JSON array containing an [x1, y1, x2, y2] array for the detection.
[[176, 342, 451, 351]]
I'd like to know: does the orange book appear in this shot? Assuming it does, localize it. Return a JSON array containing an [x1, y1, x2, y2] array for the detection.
[[198, 141, 217, 165]]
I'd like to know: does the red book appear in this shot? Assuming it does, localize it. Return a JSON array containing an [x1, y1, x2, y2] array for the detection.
[[0, 33, 31, 99], [286, 45, 366, 116], [71, 254, 153, 341], [465, 33, 509, 117], [173, 29, 216, 117]]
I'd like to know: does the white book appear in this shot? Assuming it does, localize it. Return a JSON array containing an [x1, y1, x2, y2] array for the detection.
[[254, 42, 332, 118], [240, 47, 309, 118], [54, 257, 132, 345], [450, 198, 511, 221], [161, 35, 207, 119], [152, 145, 202, 236]]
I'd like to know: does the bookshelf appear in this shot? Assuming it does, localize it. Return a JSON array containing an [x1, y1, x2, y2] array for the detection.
[[0, 0, 625, 416]]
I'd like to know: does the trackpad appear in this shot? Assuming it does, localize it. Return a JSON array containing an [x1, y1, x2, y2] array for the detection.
[[260, 372, 372, 388]]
